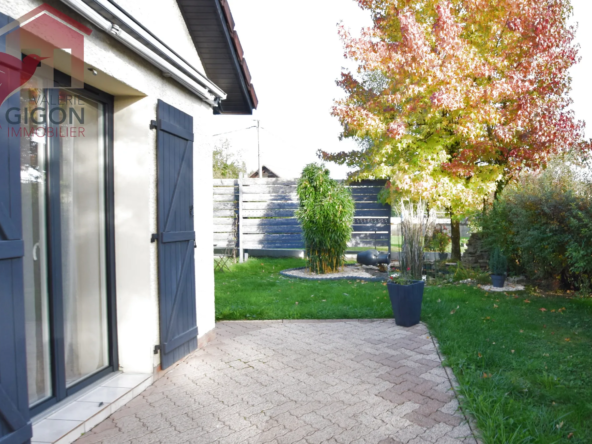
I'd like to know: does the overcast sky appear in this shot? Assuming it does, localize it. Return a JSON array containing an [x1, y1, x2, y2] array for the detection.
[[211, 0, 592, 179]]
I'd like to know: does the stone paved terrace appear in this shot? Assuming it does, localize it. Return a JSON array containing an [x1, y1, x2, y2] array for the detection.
[[75, 320, 477, 444]]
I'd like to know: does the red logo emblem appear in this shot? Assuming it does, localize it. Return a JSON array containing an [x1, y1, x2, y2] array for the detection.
[[0, 3, 91, 106]]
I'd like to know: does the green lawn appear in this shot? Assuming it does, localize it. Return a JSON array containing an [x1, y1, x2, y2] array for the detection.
[[215, 258, 592, 444], [423, 284, 592, 444], [215, 258, 392, 320]]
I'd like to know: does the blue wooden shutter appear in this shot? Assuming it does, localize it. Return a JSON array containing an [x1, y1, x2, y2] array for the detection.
[[153, 100, 197, 370], [0, 12, 33, 444]]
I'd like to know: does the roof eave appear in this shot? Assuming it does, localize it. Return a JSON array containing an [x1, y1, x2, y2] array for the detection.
[[177, 0, 258, 115]]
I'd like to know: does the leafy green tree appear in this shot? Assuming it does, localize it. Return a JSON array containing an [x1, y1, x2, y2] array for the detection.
[[296, 164, 355, 274], [213, 139, 246, 179]]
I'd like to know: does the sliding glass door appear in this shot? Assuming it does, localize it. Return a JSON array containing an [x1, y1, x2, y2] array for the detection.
[[58, 90, 110, 387], [20, 86, 116, 414], [21, 88, 52, 406]]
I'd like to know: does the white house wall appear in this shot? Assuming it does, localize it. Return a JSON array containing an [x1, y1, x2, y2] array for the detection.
[[1, 0, 216, 375]]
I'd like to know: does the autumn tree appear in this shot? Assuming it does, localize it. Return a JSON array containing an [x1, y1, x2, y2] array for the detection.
[[322, 0, 587, 260]]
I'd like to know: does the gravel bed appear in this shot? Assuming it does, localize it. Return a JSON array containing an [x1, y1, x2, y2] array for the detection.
[[280, 264, 388, 282], [478, 283, 525, 292]]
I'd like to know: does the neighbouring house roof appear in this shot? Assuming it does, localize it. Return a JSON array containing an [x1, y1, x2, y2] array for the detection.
[[249, 166, 280, 178], [177, 0, 258, 115]]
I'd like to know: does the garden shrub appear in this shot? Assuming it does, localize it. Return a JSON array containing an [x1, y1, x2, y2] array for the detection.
[[450, 264, 490, 284], [479, 159, 592, 289], [296, 164, 355, 274], [425, 224, 451, 253], [489, 247, 507, 276]]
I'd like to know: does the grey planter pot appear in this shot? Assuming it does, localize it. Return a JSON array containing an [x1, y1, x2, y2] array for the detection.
[[491, 274, 506, 288], [438, 253, 448, 261], [387, 280, 424, 327]]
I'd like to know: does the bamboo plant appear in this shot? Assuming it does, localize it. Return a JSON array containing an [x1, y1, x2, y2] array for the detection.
[[296, 164, 355, 274]]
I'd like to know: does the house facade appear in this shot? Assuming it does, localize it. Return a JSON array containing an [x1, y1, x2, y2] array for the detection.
[[0, 1, 256, 443]]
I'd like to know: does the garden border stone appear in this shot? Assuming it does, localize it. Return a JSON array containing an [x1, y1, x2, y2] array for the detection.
[[280, 264, 387, 282]]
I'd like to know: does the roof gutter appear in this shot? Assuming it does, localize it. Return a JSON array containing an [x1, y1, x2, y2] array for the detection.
[[60, 0, 227, 107]]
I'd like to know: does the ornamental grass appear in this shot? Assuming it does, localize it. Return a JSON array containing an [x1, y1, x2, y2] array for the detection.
[[398, 200, 436, 280]]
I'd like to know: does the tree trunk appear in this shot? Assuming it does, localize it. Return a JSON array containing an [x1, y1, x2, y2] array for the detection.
[[450, 211, 461, 262]]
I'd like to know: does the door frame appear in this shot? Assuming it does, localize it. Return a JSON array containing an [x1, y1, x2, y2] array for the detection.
[[29, 71, 118, 417]]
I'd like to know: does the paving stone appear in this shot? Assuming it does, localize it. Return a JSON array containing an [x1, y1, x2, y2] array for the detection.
[[401, 390, 431, 405], [433, 437, 465, 444], [420, 423, 454, 442], [439, 399, 460, 416], [416, 399, 446, 417], [300, 412, 333, 430], [429, 411, 463, 427], [73, 321, 475, 444], [404, 412, 439, 428], [446, 423, 473, 439], [218, 425, 261, 444], [392, 424, 428, 443], [74, 427, 123, 444], [275, 425, 316, 443], [408, 437, 436, 444]]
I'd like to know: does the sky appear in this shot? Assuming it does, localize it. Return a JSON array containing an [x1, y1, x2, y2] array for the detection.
[[212, 0, 592, 180], [569, 0, 592, 140]]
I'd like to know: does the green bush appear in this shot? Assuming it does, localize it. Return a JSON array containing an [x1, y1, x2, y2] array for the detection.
[[478, 158, 592, 289], [425, 225, 451, 253], [296, 164, 355, 274], [489, 247, 507, 276]]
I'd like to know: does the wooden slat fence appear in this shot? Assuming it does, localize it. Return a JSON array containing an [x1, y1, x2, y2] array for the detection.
[[213, 178, 391, 260]]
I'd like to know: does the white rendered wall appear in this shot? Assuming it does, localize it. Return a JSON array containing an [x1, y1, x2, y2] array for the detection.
[[0, 0, 217, 375]]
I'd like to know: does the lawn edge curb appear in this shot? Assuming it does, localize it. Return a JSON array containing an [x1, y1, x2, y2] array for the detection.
[[279, 265, 386, 282]]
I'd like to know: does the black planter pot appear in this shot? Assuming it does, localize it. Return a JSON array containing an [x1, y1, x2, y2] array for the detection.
[[438, 253, 448, 261], [387, 280, 424, 327], [491, 274, 506, 288]]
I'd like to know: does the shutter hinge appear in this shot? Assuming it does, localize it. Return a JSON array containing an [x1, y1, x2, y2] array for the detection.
[[153, 344, 160, 355], [151, 233, 159, 243], [150, 120, 158, 130]]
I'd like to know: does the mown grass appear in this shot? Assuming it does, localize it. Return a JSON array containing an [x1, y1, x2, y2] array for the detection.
[[215, 258, 592, 444], [423, 286, 592, 444], [215, 258, 392, 320]]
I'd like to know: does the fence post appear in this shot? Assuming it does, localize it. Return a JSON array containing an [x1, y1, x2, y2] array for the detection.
[[388, 203, 392, 260], [238, 176, 244, 262]]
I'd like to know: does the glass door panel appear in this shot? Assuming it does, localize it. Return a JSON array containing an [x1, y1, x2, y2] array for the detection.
[[57, 91, 109, 387], [20, 88, 52, 406], [22, 86, 113, 411]]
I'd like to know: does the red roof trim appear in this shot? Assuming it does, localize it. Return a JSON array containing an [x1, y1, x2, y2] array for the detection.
[[219, 0, 257, 109]]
